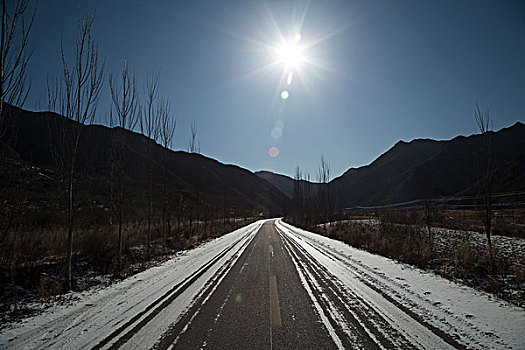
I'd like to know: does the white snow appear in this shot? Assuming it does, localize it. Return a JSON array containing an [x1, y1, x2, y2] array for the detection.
[[431, 226, 525, 265], [330, 219, 525, 265], [0, 220, 264, 350], [2, 218, 523, 350], [282, 237, 345, 349], [277, 219, 525, 350]]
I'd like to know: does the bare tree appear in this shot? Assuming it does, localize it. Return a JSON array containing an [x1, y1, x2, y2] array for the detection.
[[47, 11, 104, 289], [317, 154, 333, 229], [424, 199, 432, 239], [475, 104, 495, 271], [0, 0, 35, 149], [184, 121, 200, 238], [158, 96, 175, 252], [187, 122, 200, 153], [140, 70, 160, 257], [175, 191, 183, 237], [292, 165, 302, 221], [109, 59, 137, 272]]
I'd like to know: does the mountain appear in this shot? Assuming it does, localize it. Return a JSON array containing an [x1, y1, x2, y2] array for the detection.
[[4, 105, 289, 216], [332, 122, 525, 207], [5, 104, 524, 213], [255, 171, 322, 199], [255, 171, 295, 198], [258, 122, 525, 208]]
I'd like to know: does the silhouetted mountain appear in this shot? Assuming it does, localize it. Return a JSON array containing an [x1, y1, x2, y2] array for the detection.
[[255, 171, 295, 198], [5, 105, 524, 213], [258, 122, 525, 208], [332, 122, 525, 207], [6, 105, 289, 216], [255, 171, 321, 199]]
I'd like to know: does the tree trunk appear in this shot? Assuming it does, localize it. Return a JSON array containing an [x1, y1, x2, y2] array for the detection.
[[167, 217, 171, 247], [0, 0, 6, 120], [118, 176, 124, 273], [65, 170, 74, 290], [485, 199, 494, 273], [118, 216, 123, 272], [147, 143, 152, 258]]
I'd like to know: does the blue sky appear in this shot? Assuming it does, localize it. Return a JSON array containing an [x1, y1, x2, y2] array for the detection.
[[25, 0, 525, 179]]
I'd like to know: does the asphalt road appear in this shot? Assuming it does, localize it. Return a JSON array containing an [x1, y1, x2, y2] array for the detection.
[[3, 219, 470, 349], [151, 220, 459, 350], [151, 220, 336, 350]]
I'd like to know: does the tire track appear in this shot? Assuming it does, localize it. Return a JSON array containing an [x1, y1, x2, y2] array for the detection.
[[280, 229, 411, 349], [279, 227, 387, 349], [277, 221, 461, 349], [156, 230, 255, 350], [93, 224, 260, 349]]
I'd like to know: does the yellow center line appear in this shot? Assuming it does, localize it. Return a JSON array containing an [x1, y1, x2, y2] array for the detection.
[[269, 275, 282, 328]]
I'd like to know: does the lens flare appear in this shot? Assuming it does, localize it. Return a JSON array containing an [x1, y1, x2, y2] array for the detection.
[[294, 31, 302, 42], [287, 71, 294, 85], [268, 146, 279, 158], [271, 127, 282, 139], [280, 90, 289, 100]]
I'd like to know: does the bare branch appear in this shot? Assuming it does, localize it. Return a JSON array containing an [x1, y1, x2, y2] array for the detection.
[[158, 96, 176, 252], [474, 103, 495, 271], [46, 9, 104, 290], [158, 96, 175, 150], [140, 70, 160, 140], [109, 59, 137, 131], [188, 122, 200, 153], [1, 0, 36, 148]]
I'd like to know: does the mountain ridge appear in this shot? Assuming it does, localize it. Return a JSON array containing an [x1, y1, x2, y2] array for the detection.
[[257, 121, 525, 207], [6, 105, 289, 216], [6, 104, 524, 211]]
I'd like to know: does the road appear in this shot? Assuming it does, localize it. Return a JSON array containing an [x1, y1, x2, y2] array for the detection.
[[152, 220, 457, 350], [1, 219, 523, 349]]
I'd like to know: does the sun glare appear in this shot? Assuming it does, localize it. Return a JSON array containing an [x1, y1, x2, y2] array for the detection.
[[276, 41, 304, 67]]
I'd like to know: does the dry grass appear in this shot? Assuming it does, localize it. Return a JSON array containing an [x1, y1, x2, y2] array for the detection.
[[320, 219, 434, 269], [289, 208, 525, 306], [427, 208, 525, 239], [0, 212, 256, 309]]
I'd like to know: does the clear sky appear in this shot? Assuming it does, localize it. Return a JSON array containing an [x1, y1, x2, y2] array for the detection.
[[25, 0, 525, 179]]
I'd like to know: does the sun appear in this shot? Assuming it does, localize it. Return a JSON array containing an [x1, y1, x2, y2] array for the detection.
[[276, 41, 304, 68]]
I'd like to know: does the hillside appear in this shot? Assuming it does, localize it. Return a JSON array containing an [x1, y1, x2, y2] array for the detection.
[[4, 104, 524, 212], [255, 171, 294, 198], [258, 122, 525, 208], [5, 105, 289, 216], [332, 122, 525, 207]]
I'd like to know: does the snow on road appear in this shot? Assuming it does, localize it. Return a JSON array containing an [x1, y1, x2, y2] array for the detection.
[[0, 220, 264, 350], [277, 219, 525, 350], [2, 218, 523, 350]]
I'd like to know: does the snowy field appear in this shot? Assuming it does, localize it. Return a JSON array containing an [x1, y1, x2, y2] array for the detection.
[[277, 219, 525, 349], [431, 226, 525, 266], [326, 219, 525, 265]]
